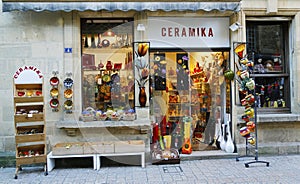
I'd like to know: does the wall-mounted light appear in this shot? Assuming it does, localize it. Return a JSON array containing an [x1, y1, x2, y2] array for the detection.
[[137, 24, 145, 31], [229, 22, 242, 32]]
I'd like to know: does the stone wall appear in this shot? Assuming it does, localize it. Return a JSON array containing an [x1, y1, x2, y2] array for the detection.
[[0, 11, 65, 153], [0, 11, 151, 158], [1, 1, 300, 160]]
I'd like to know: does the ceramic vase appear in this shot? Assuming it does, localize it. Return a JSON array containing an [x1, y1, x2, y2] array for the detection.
[[139, 87, 147, 107]]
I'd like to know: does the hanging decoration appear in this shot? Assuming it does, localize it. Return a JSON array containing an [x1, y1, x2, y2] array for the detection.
[[235, 42, 270, 167], [49, 71, 60, 112], [63, 72, 74, 113], [234, 43, 256, 146]]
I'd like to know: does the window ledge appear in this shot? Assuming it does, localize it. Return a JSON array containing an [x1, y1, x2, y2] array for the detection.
[[56, 119, 150, 129], [257, 114, 300, 123], [56, 119, 150, 136]]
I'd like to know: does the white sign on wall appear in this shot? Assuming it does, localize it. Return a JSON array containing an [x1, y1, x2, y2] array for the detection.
[[13, 65, 43, 84], [147, 17, 230, 48]]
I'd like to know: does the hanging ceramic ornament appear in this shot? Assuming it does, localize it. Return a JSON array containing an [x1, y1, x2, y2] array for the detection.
[[225, 122, 235, 153], [240, 127, 250, 138], [247, 136, 256, 145], [234, 43, 246, 59], [245, 78, 255, 91], [246, 121, 256, 132], [245, 107, 255, 118], [240, 70, 249, 80], [242, 114, 250, 122]]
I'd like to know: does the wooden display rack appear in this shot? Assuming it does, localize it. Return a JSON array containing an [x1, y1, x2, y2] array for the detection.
[[13, 66, 47, 179]]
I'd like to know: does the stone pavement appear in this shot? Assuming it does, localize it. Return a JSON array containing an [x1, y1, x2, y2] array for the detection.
[[0, 154, 299, 184]]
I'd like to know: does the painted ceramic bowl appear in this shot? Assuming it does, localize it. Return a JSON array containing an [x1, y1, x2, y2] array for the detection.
[[17, 91, 26, 97], [64, 89, 73, 99], [64, 100, 73, 110], [50, 99, 59, 108], [50, 76, 59, 86], [50, 88, 59, 98], [35, 90, 42, 96], [26, 90, 34, 97], [63, 78, 73, 88]]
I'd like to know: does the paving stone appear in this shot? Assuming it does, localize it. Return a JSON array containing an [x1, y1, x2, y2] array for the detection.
[[0, 155, 299, 183]]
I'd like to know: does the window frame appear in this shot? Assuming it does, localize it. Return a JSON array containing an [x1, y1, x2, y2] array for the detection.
[[80, 18, 136, 115], [246, 19, 291, 113]]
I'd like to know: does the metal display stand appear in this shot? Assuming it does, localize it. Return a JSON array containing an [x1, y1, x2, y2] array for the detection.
[[233, 42, 269, 167], [243, 92, 269, 167]]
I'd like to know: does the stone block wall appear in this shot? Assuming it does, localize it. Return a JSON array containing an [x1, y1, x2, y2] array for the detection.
[[0, 11, 65, 153]]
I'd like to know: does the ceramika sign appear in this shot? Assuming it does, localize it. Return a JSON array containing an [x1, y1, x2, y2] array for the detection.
[[13, 65, 43, 84], [148, 17, 230, 48]]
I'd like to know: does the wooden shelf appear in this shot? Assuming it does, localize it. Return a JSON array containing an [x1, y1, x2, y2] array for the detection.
[[13, 80, 47, 178], [15, 133, 45, 143], [14, 96, 44, 103], [16, 155, 47, 165], [14, 114, 44, 122]]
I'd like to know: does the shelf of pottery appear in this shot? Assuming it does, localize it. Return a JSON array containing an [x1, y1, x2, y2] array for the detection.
[[13, 66, 48, 179]]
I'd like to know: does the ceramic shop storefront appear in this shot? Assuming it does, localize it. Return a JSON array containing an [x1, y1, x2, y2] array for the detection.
[[1, 0, 244, 166]]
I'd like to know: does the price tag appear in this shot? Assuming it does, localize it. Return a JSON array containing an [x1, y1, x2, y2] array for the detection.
[[27, 114, 33, 118]]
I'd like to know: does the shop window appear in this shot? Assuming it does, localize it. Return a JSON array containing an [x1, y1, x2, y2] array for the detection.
[[246, 21, 290, 113], [80, 18, 135, 119]]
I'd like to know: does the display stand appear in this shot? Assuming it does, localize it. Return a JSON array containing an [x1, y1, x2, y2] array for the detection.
[[13, 66, 48, 179], [233, 42, 269, 167]]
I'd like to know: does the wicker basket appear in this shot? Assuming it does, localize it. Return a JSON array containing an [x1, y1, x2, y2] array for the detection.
[[81, 107, 95, 122]]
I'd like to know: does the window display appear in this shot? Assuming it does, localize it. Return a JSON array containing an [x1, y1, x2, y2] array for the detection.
[[81, 18, 135, 121], [246, 21, 290, 112]]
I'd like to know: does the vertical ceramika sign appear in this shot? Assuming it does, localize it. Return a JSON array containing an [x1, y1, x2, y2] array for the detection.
[[148, 17, 230, 48], [13, 65, 43, 84]]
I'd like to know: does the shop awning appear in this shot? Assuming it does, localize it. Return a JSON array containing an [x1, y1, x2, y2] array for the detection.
[[2, 2, 240, 12]]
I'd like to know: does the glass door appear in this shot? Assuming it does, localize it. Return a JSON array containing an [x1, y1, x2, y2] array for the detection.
[[150, 50, 229, 157]]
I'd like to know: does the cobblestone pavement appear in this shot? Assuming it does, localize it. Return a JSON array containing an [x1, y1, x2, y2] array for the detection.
[[0, 154, 299, 184]]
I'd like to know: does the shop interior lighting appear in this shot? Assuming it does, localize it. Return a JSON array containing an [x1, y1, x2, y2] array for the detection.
[[229, 22, 242, 32]]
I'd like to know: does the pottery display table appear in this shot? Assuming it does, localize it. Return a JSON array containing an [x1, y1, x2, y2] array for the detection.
[[96, 152, 145, 170], [96, 140, 145, 169], [47, 140, 145, 171], [47, 151, 97, 171]]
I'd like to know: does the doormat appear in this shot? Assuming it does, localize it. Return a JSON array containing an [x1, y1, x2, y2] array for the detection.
[[162, 166, 183, 173]]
